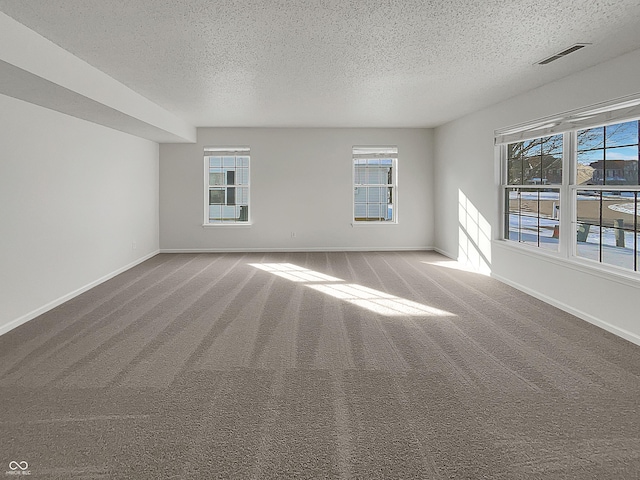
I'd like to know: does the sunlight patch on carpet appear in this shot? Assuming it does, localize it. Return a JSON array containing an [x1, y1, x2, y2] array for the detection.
[[250, 263, 455, 317]]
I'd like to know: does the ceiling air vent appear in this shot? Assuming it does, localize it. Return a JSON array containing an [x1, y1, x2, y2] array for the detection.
[[536, 43, 590, 65]]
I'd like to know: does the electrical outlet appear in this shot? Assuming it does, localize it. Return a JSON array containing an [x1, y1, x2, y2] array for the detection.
[[291, 232, 296, 238], [132, 241, 137, 250]]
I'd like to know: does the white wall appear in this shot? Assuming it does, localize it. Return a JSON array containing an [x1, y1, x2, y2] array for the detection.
[[434, 47, 640, 344], [0, 94, 160, 335], [160, 128, 433, 251]]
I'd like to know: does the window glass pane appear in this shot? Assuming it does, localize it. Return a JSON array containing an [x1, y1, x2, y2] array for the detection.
[[507, 143, 523, 185], [539, 220, 560, 252], [209, 171, 224, 185], [576, 191, 602, 262], [577, 150, 603, 185], [368, 167, 388, 184], [604, 146, 638, 185], [603, 191, 633, 230], [505, 188, 521, 241], [605, 120, 638, 147], [577, 126, 605, 151], [364, 168, 376, 184], [509, 135, 563, 186], [576, 225, 600, 262], [522, 155, 543, 185], [519, 189, 539, 247], [221, 205, 236, 221], [236, 187, 248, 205], [541, 134, 563, 156], [602, 227, 635, 271], [504, 186, 559, 250], [237, 156, 249, 167], [209, 156, 222, 168], [523, 138, 541, 157], [367, 204, 382, 218], [367, 187, 382, 202], [539, 190, 560, 252], [541, 155, 562, 185], [235, 167, 247, 185], [354, 204, 366, 218], [576, 191, 600, 227], [209, 204, 222, 221], [223, 156, 235, 167], [227, 187, 236, 205], [209, 188, 225, 205]]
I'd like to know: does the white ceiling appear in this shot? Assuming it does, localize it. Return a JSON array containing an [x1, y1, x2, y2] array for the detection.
[[2, 0, 640, 129]]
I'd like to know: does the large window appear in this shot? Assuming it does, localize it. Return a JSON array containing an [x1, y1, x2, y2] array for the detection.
[[575, 121, 639, 270], [353, 147, 397, 223], [204, 147, 250, 224], [498, 97, 640, 274]]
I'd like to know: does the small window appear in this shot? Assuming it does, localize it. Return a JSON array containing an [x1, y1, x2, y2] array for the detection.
[[353, 146, 397, 223], [204, 147, 250, 224]]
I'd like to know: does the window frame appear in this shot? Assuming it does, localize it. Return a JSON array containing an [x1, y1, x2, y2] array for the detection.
[[502, 134, 566, 253], [203, 147, 251, 227], [352, 146, 398, 225], [497, 97, 640, 276]]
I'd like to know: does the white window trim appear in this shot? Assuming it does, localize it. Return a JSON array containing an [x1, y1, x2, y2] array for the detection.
[[352, 146, 399, 226], [497, 95, 640, 278], [203, 147, 252, 227]]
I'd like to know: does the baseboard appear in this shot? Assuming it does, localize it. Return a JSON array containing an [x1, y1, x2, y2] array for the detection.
[[160, 246, 435, 253], [432, 247, 457, 260], [492, 272, 640, 347], [0, 250, 160, 337]]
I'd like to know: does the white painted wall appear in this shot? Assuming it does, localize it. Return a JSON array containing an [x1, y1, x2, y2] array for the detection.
[[160, 128, 433, 251], [434, 47, 640, 344], [0, 12, 196, 143], [0, 94, 160, 335]]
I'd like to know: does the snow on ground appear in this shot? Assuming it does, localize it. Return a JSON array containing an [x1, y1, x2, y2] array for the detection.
[[608, 203, 639, 216], [508, 215, 639, 270]]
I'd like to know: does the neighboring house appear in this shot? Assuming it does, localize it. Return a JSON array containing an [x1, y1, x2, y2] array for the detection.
[[588, 159, 639, 185]]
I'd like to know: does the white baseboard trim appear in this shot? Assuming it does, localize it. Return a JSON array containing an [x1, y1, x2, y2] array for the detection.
[[0, 250, 160, 337], [432, 247, 457, 260], [492, 272, 640, 347], [160, 246, 435, 253]]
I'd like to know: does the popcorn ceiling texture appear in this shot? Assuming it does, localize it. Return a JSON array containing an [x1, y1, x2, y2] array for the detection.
[[1, 0, 640, 127]]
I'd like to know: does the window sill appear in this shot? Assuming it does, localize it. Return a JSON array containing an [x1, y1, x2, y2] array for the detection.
[[351, 221, 398, 227], [494, 239, 639, 288], [202, 223, 253, 228]]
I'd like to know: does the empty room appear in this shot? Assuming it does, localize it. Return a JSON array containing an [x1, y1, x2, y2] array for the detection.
[[2, 1, 640, 478]]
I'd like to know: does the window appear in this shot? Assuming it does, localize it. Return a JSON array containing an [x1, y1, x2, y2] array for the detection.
[[498, 95, 640, 274], [204, 147, 250, 224], [353, 146, 397, 223], [575, 121, 639, 270], [504, 135, 562, 252]]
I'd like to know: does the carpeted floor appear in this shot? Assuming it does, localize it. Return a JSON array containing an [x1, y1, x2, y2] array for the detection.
[[1, 251, 639, 479]]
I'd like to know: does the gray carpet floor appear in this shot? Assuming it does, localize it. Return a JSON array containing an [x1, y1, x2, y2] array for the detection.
[[1, 251, 639, 479]]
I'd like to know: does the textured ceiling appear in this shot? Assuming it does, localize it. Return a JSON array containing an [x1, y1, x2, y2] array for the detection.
[[1, 0, 640, 128]]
